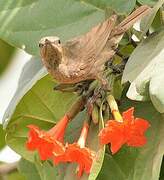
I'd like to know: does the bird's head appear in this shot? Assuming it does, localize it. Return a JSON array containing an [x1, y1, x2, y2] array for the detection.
[[39, 36, 62, 69]]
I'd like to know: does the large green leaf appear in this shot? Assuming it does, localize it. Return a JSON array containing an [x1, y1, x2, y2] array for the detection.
[[0, 0, 105, 55], [137, 0, 159, 6], [97, 99, 164, 180], [83, 0, 136, 14], [122, 30, 164, 112]]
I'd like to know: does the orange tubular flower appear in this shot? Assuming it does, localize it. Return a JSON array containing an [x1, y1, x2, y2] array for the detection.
[[99, 107, 150, 154], [99, 95, 150, 154], [53, 122, 96, 177], [26, 115, 69, 160]]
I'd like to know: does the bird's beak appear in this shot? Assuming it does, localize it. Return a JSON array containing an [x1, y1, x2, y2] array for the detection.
[[40, 40, 62, 60], [46, 40, 62, 54]]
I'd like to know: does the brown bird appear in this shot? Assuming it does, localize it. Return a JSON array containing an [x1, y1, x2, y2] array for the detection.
[[39, 5, 151, 87]]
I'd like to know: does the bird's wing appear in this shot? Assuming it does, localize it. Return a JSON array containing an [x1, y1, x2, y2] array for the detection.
[[62, 15, 117, 76]]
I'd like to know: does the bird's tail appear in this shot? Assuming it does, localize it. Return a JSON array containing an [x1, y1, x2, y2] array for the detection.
[[112, 5, 151, 35]]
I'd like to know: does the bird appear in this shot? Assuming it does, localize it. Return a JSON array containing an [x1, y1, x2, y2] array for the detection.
[[39, 5, 151, 87]]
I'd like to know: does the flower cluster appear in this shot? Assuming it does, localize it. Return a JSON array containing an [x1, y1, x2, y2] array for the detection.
[[26, 95, 150, 178], [26, 115, 95, 177]]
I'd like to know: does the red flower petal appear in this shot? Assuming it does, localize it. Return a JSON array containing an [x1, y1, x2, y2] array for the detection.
[[133, 118, 150, 134], [26, 115, 69, 160], [26, 125, 41, 150], [99, 120, 126, 154], [126, 118, 150, 147], [99, 108, 150, 153], [122, 107, 134, 123], [53, 143, 95, 177], [26, 125, 65, 160]]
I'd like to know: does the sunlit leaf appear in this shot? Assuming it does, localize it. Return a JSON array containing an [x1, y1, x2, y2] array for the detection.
[[83, 0, 136, 14], [0, 0, 105, 55], [137, 0, 159, 6]]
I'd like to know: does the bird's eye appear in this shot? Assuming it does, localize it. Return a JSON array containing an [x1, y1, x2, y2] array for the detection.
[[39, 43, 44, 48], [58, 40, 61, 44]]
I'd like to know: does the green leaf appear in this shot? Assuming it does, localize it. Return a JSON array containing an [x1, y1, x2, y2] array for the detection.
[[97, 154, 127, 180], [140, 0, 164, 37], [0, 124, 5, 150], [18, 159, 41, 180], [34, 158, 59, 180], [7, 171, 25, 180], [0, 39, 15, 75], [122, 30, 164, 112], [137, 0, 159, 6], [83, 0, 136, 14], [19, 157, 65, 180], [97, 98, 164, 180], [0, 0, 105, 55]]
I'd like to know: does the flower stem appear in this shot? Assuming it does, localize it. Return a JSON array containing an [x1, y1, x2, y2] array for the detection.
[[66, 80, 99, 121], [106, 94, 123, 122], [66, 96, 85, 121]]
